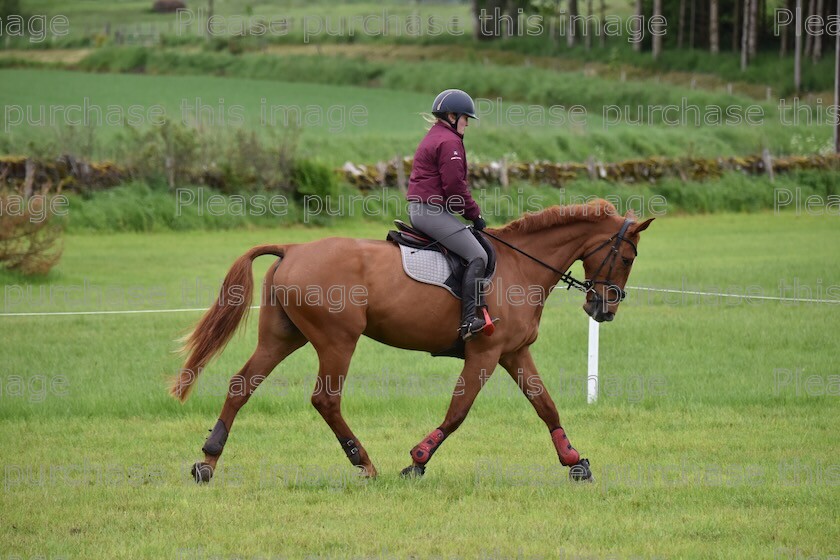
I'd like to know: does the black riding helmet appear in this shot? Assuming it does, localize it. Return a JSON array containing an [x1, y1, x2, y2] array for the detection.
[[431, 89, 479, 130]]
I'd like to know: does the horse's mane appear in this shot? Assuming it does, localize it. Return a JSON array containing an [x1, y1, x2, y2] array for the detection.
[[494, 199, 618, 235]]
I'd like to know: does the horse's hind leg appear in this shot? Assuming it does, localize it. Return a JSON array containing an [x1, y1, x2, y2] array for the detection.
[[309, 338, 378, 478], [192, 307, 307, 483]]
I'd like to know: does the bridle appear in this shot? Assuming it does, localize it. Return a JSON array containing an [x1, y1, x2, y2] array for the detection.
[[479, 219, 638, 305], [578, 219, 638, 306]]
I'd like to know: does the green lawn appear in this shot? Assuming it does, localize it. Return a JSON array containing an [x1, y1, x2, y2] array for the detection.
[[0, 68, 830, 165], [17, 0, 472, 36], [1, 212, 838, 558]]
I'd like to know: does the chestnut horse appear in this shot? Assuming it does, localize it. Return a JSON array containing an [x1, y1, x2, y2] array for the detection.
[[172, 199, 653, 483]]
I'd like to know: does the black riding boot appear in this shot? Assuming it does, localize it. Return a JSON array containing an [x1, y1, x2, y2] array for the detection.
[[459, 258, 488, 341]]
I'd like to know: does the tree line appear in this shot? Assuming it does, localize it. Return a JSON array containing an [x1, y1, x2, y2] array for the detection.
[[471, 0, 837, 88]]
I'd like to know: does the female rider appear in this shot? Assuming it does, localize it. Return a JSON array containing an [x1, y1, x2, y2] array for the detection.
[[406, 89, 490, 341]]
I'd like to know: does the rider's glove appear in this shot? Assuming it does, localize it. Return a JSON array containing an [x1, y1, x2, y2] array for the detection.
[[472, 216, 486, 231]]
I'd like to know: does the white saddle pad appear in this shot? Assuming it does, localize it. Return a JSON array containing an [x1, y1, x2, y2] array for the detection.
[[399, 245, 459, 298]]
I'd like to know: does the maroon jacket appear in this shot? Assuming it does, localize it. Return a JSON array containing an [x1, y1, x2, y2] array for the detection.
[[406, 121, 482, 221]]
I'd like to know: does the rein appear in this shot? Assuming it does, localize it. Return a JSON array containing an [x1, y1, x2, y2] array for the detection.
[[478, 229, 591, 294], [479, 219, 638, 301]]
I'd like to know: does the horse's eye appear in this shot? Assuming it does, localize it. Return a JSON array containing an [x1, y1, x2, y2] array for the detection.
[[622, 257, 634, 267]]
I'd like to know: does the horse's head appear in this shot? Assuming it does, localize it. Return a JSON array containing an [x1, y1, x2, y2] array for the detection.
[[580, 210, 654, 322]]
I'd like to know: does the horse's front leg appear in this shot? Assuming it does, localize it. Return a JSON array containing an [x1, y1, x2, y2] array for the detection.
[[401, 347, 501, 478], [499, 346, 594, 482]]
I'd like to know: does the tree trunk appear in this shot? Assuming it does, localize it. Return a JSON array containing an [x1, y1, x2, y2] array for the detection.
[[652, 0, 663, 58], [585, 0, 593, 49], [733, 0, 740, 52], [834, 0, 840, 153], [689, 0, 696, 49], [600, 0, 607, 46], [568, 0, 579, 47], [474, 0, 504, 40], [472, 0, 482, 40], [749, 0, 758, 57], [741, 0, 750, 69], [506, 0, 520, 37], [804, 0, 815, 58], [779, 0, 787, 56], [794, 0, 802, 91], [634, 0, 643, 51], [760, 0, 767, 41], [678, 0, 686, 48], [813, 0, 824, 61], [710, 0, 719, 53], [206, 0, 214, 38]]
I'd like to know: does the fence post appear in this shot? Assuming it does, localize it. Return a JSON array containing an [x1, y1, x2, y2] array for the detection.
[[376, 161, 388, 188], [586, 155, 597, 180], [23, 159, 36, 199], [587, 318, 599, 404], [762, 148, 775, 182], [165, 156, 175, 191]]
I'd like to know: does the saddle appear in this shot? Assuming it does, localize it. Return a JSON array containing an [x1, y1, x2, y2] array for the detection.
[[385, 221, 497, 360], [385, 220, 497, 299]]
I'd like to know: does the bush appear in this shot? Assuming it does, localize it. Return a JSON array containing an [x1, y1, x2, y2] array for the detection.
[[151, 0, 186, 14], [78, 47, 149, 73], [63, 182, 305, 233], [291, 159, 339, 202], [0, 194, 63, 275]]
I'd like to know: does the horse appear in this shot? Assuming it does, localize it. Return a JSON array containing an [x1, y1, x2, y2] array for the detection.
[[171, 199, 653, 483]]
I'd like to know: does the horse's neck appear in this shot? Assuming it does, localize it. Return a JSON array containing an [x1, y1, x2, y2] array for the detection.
[[496, 221, 596, 289]]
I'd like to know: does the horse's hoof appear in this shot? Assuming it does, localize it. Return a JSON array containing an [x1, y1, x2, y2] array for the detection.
[[355, 464, 378, 479], [191, 462, 214, 484], [569, 458, 594, 483], [400, 464, 425, 478]]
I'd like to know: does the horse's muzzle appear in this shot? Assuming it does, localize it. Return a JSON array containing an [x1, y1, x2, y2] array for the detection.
[[583, 300, 615, 322]]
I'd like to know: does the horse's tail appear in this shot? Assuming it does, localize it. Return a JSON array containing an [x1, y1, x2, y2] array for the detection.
[[170, 244, 286, 402]]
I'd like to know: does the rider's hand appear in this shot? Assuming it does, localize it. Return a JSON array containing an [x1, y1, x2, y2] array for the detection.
[[472, 217, 486, 231]]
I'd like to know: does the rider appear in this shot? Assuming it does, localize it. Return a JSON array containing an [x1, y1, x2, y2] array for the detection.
[[406, 88, 490, 341]]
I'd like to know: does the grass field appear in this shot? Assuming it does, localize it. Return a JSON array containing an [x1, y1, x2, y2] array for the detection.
[[1, 211, 839, 559], [7, 0, 834, 96], [17, 0, 473, 34], [0, 67, 831, 166], [2, 2, 839, 557]]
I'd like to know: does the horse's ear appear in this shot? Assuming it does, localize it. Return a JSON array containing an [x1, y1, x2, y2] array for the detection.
[[624, 208, 638, 221], [632, 218, 655, 235]]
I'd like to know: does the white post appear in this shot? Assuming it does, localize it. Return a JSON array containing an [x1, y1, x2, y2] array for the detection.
[[587, 318, 599, 403]]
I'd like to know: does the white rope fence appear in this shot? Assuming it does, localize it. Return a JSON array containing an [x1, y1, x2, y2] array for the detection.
[[0, 307, 218, 317], [2, 284, 837, 405], [1, 284, 837, 318], [629, 286, 840, 304]]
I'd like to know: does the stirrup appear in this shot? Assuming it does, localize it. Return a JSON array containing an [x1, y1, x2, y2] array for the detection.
[[459, 317, 485, 341], [459, 308, 497, 341]]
